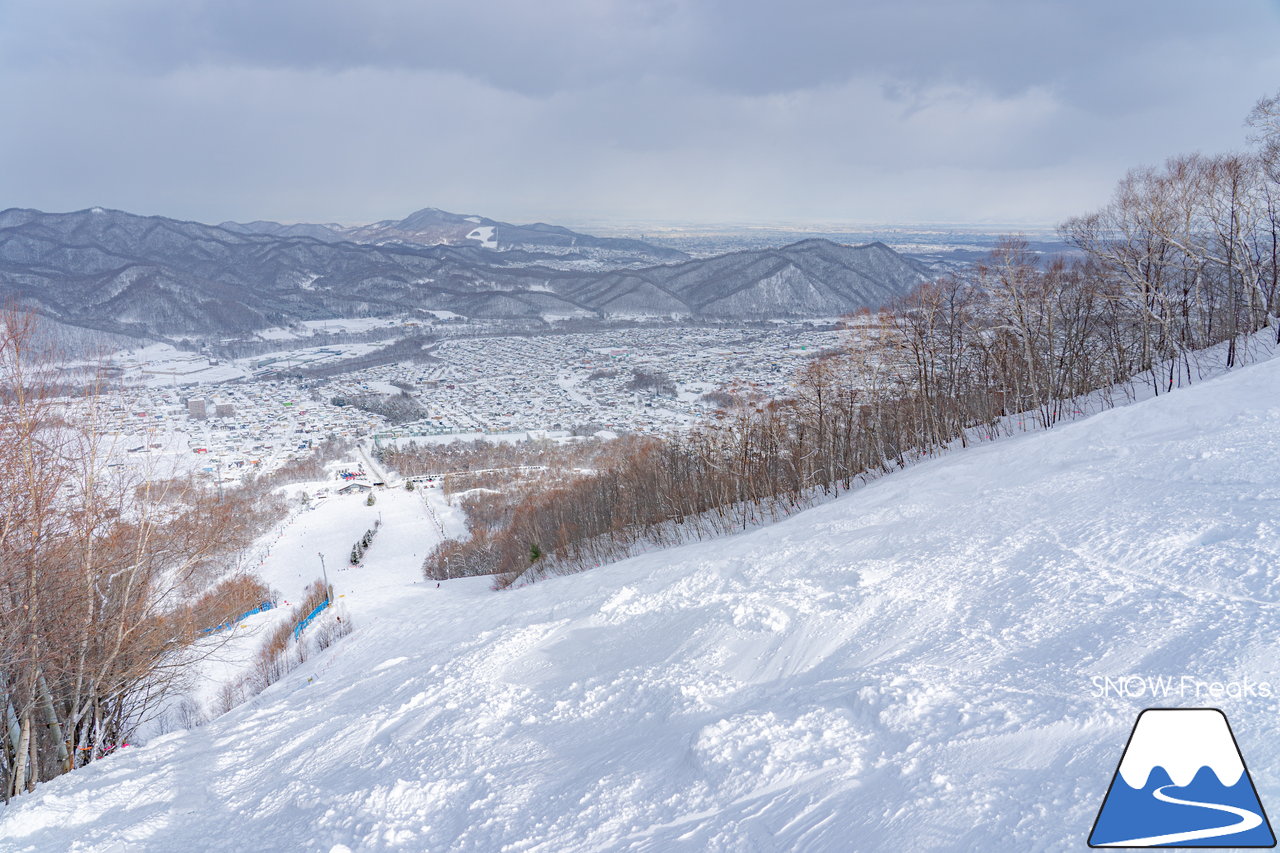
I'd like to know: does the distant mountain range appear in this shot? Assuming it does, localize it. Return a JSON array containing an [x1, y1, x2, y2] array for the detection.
[[220, 207, 690, 263], [0, 207, 933, 339]]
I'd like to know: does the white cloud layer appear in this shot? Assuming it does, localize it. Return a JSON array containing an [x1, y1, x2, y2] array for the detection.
[[2, 0, 1279, 226]]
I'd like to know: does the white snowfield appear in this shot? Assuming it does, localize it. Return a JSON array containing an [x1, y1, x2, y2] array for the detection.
[[6, 353, 1280, 851], [466, 226, 497, 249]]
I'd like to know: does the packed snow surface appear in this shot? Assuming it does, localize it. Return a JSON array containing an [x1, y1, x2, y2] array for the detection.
[[5, 355, 1280, 850]]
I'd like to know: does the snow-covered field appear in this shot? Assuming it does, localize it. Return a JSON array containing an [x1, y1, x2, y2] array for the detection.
[[256, 327, 301, 341], [5, 351, 1280, 850], [107, 343, 248, 386], [466, 225, 497, 249], [297, 318, 419, 335], [234, 342, 386, 375]]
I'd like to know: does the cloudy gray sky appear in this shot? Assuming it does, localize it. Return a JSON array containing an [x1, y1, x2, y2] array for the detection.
[[2, 0, 1279, 228]]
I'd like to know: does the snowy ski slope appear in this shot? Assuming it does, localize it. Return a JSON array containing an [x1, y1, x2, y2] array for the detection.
[[4, 352, 1280, 851]]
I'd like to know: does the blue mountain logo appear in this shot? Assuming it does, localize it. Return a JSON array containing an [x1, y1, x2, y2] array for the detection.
[[1089, 708, 1275, 847]]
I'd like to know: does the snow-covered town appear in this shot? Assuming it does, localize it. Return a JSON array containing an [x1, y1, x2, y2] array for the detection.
[[62, 321, 847, 486]]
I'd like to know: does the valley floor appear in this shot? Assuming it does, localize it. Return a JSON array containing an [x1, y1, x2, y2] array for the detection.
[[4, 351, 1280, 851]]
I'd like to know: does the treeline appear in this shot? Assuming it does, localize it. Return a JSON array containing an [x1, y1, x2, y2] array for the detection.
[[293, 334, 436, 379], [176, 579, 352, 726], [379, 435, 611, 479], [626, 369, 677, 397], [416, 437, 653, 579], [175, 575, 274, 641], [420, 90, 1280, 589], [211, 579, 350, 716], [332, 390, 426, 424], [200, 325, 429, 361], [251, 436, 354, 486], [0, 310, 332, 799], [1064, 92, 1280, 371], [349, 520, 381, 565]]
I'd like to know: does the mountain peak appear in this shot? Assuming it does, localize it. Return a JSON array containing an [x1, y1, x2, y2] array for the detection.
[[780, 237, 842, 250], [777, 238, 893, 254], [393, 207, 492, 229]]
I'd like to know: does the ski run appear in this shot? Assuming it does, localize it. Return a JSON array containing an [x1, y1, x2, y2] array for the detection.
[[4, 349, 1280, 851]]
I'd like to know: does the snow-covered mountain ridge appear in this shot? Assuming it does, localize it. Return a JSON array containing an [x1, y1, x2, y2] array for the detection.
[[0, 207, 929, 337], [3, 349, 1280, 850], [222, 207, 689, 262]]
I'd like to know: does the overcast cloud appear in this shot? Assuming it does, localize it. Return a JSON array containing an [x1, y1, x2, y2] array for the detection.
[[2, 0, 1279, 228]]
